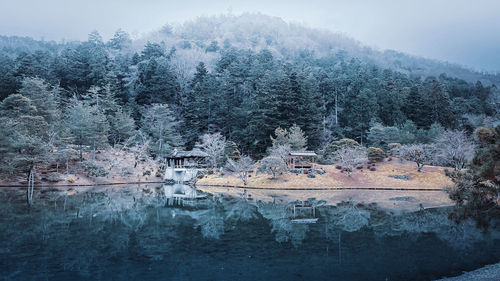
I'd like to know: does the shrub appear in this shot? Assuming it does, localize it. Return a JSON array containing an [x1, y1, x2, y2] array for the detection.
[[333, 148, 367, 176], [368, 147, 385, 162], [320, 138, 361, 163], [121, 167, 133, 176], [81, 161, 109, 177], [370, 167, 376, 171], [45, 172, 62, 182], [388, 143, 402, 156], [313, 169, 326, 175]]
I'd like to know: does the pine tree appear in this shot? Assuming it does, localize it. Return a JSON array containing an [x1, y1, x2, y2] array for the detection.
[[141, 104, 184, 159], [66, 99, 109, 161]]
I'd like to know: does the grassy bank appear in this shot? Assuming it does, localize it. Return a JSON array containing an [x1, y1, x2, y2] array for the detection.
[[198, 161, 453, 190]]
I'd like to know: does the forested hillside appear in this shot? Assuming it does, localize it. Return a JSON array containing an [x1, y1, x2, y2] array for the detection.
[[0, 14, 499, 177]]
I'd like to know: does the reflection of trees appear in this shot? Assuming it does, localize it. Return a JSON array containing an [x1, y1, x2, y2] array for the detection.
[[2, 187, 500, 279], [323, 201, 371, 264], [389, 210, 490, 250], [257, 201, 309, 247], [0, 187, 180, 278], [196, 208, 225, 239], [224, 198, 258, 228], [327, 201, 371, 232]]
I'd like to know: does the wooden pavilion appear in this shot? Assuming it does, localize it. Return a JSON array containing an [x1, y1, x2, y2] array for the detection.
[[287, 151, 317, 169], [166, 149, 209, 169]]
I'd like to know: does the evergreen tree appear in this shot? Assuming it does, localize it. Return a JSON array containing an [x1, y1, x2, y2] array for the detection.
[[134, 57, 179, 106], [424, 77, 456, 128], [66, 99, 109, 161], [141, 104, 184, 159], [403, 85, 432, 128]]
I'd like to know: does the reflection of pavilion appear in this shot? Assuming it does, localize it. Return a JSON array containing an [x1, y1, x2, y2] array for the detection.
[[163, 184, 207, 206], [291, 201, 318, 224]]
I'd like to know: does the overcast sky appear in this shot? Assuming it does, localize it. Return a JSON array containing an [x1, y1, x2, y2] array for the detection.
[[2, 0, 499, 72]]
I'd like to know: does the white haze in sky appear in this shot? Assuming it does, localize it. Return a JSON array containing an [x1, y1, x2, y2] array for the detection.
[[1, 0, 499, 72]]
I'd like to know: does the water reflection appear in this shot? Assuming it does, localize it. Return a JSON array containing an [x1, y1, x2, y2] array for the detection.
[[163, 184, 207, 206], [0, 185, 499, 280]]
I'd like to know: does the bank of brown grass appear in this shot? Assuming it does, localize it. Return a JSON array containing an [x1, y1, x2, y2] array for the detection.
[[197, 160, 453, 190]]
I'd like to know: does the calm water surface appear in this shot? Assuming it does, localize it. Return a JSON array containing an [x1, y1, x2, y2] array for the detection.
[[0, 184, 499, 281]]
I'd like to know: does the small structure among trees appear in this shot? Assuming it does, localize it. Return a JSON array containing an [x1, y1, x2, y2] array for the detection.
[[165, 149, 209, 168], [287, 151, 317, 169]]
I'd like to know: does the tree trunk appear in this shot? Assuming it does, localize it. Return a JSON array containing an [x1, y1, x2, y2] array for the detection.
[[79, 143, 83, 162], [335, 94, 338, 125], [27, 166, 35, 206], [242, 173, 248, 185], [338, 231, 342, 264]]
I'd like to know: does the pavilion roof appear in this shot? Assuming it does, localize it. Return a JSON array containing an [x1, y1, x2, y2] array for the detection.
[[288, 151, 317, 157]]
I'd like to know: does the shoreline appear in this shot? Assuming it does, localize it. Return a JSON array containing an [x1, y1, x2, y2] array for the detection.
[[436, 262, 500, 280], [196, 183, 445, 191], [0, 181, 165, 188]]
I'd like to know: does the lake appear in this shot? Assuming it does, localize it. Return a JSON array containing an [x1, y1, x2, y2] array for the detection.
[[0, 184, 499, 281]]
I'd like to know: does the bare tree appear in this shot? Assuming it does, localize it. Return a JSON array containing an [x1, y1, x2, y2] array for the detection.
[[332, 148, 367, 177], [434, 130, 476, 170], [123, 131, 152, 168], [197, 132, 226, 173], [225, 155, 254, 185], [257, 156, 287, 179], [268, 143, 291, 163], [400, 144, 435, 172]]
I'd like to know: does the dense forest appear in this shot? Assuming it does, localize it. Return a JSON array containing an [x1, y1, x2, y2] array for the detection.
[[0, 14, 499, 176]]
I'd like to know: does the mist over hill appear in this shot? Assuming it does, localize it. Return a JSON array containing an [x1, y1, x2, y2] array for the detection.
[[1, 13, 499, 85], [138, 13, 500, 85]]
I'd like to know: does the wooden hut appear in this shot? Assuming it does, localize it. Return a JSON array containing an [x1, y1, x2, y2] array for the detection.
[[287, 151, 317, 169], [166, 149, 209, 168]]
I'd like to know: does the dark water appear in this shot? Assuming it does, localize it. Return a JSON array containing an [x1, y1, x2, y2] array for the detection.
[[0, 184, 499, 281]]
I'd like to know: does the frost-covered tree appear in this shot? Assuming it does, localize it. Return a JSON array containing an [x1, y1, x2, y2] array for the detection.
[[258, 156, 287, 179], [270, 125, 307, 151], [197, 133, 226, 173], [141, 104, 183, 159], [268, 143, 292, 164], [108, 109, 136, 146], [400, 144, 435, 172], [0, 78, 60, 205], [225, 155, 254, 185], [434, 130, 475, 170], [332, 148, 367, 176], [66, 99, 109, 161], [287, 124, 308, 151]]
